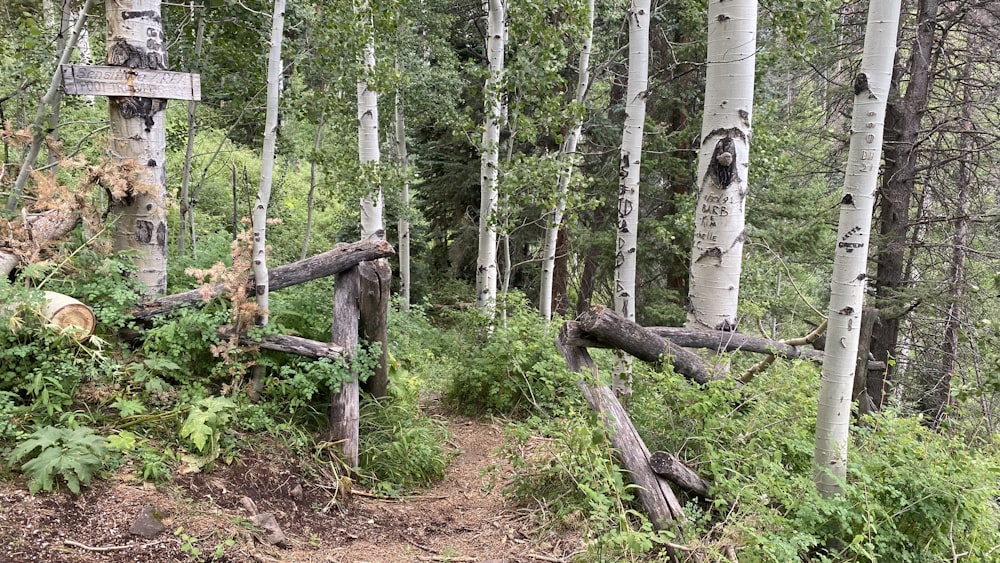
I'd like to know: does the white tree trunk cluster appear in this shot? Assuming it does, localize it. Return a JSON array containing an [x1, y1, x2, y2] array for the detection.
[[475, 0, 506, 309], [540, 0, 594, 322], [814, 0, 900, 498], [686, 0, 758, 333]]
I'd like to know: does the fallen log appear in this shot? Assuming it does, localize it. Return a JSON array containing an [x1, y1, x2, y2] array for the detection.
[[563, 315, 886, 374], [132, 240, 394, 322], [556, 325, 684, 533], [217, 327, 345, 360], [575, 306, 712, 384], [649, 451, 712, 498]]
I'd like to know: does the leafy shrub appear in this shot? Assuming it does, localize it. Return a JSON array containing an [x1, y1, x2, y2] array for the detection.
[[441, 293, 582, 417], [7, 426, 108, 493]]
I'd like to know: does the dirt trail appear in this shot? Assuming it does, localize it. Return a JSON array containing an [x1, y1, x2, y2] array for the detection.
[[0, 416, 582, 563]]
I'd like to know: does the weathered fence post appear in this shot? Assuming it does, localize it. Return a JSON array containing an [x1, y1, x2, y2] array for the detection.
[[359, 260, 391, 398], [330, 266, 361, 466]]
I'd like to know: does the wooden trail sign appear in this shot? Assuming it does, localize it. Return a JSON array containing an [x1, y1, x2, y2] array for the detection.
[[61, 64, 201, 101]]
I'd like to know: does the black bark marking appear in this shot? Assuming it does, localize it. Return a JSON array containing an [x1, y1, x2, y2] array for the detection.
[[839, 306, 854, 315], [841, 193, 854, 206], [708, 137, 737, 188], [156, 223, 166, 246], [854, 72, 869, 96], [122, 10, 160, 22], [135, 220, 154, 243], [696, 247, 724, 263], [715, 319, 737, 332], [115, 97, 167, 132]]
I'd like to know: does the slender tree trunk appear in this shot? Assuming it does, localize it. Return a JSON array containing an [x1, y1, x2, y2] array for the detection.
[[105, 0, 170, 295], [394, 64, 411, 311], [611, 0, 651, 396], [868, 0, 939, 410], [357, 2, 383, 240], [475, 0, 506, 309], [252, 0, 286, 327], [178, 5, 205, 256], [247, 0, 285, 400], [540, 0, 594, 322], [686, 0, 758, 333], [46, 0, 73, 169], [814, 0, 900, 498], [927, 40, 976, 425], [301, 111, 324, 260], [4, 0, 97, 216]]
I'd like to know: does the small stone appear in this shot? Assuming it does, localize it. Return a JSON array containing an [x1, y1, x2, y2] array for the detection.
[[289, 483, 304, 502], [251, 512, 287, 546], [129, 506, 166, 538]]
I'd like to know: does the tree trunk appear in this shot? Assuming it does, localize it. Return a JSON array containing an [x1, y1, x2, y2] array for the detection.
[[575, 240, 601, 317], [105, 0, 170, 295], [330, 267, 361, 466], [686, 0, 758, 333], [247, 0, 286, 399], [926, 40, 975, 426], [178, 5, 205, 256], [357, 1, 383, 241], [540, 0, 593, 322], [475, 0, 506, 310], [868, 0, 939, 410], [394, 65, 411, 310], [301, 111, 324, 260], [132, 240, 394, 322], [814, 0, 900, 498], [552, 227, 570, 317], [46, 0, 73, 169], [611, 0, 652, 396], [4, 0, 97, 215]]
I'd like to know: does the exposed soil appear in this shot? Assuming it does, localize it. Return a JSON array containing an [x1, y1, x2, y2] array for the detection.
[[0, 415, 582, 563]]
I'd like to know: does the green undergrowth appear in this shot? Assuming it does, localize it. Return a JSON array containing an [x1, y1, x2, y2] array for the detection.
[[0, 241, 449, 499]]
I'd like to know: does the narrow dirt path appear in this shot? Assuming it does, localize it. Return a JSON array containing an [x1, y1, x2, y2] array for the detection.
[[0, 415, 582, 563]]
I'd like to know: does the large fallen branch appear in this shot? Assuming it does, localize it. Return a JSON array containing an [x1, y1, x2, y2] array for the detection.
[[572, 306, 712, 384], [217, 327, 345, 360], [649, 451, 712, 498], [563, 308, 885, 376], [556, 327, 684, 536], [132, 240, 394, 322]]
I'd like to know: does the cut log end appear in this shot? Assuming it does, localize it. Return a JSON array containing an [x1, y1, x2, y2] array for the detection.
[[43, 291, 96, 339]]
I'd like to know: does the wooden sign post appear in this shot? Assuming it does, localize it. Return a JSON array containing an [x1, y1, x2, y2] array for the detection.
[[56, 1, 201, 296], [61, 64, 201, 101]]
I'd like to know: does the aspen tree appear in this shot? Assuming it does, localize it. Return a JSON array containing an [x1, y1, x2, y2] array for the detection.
[[815, 0, 900, 497]]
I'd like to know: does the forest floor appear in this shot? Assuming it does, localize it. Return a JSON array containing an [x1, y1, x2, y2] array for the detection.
[[0, 410, 584, 563]]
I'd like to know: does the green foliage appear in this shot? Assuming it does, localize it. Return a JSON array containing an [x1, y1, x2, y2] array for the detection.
[[7, 426, 108, 494], [358, 393, 450, 495], [502, 414, 674, 560], [625, 361, 1000, 561], [179, 396, 236, 469], [440, 294, 582, 417]]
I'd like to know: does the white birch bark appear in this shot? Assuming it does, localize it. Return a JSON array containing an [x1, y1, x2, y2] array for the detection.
[[475, 0, 506, 309], [357, 1, 383, 241], [540, 0, 594, 322], [814, 0, 900, 498], [252, 0, 286, 326], [395, 72, 411, 310], [4, 0, 97, 215], [686, 0, 758, 332], [105, 0, 169, 295], [611, 0, 651, 394]]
